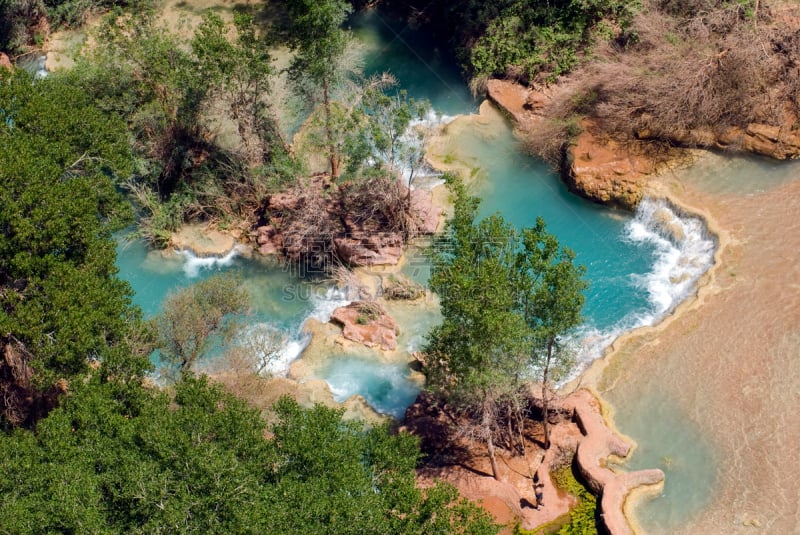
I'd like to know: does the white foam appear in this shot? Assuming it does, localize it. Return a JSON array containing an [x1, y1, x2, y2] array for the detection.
[[266, 333, 311, 376], [178, 247, 240, 278], [625, 198, 716, 317], [308, 285, 352, 323], [564, 197, 716, 379]]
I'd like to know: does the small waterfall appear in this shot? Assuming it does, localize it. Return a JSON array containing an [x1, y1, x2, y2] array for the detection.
[[177, 247, 240, 278], [570, 197, 716, 369], [19, 54, 48, 78]]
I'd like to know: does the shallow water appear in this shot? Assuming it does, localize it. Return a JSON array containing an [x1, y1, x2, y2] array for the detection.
[[311, 356, 421, 419], [117, 9, 713, 422], [601, 162, 800, 533]]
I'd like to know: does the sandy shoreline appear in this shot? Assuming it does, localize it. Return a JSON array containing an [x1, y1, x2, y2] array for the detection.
[[589, 159, 800, 533]]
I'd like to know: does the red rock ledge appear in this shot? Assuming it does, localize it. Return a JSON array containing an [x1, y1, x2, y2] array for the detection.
[[485, 79, 650, 210], [407, 388, 663, 535], [564, 390, 664, 535], [330, 301, 399, 352]]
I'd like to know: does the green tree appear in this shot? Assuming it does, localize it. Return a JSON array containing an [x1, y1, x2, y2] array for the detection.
[[151, 275, 250, 377], [425, 176, 587, 479], [0, 376, 274, 533], [425, 177, 530, 480], [263, 396, 498, 535], [0, 376, 498, 534], [193, 11, 285, 167], [517, 219, 587, 449], [0, 70, 146, 427], [285, 0, 353, 178], [75, 11, 210, 197]]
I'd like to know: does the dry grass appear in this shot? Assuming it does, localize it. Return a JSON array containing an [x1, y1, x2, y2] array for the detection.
[[522, 0, 800, 161]]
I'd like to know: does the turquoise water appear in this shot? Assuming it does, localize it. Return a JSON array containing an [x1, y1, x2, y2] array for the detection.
[[465, 121, 657, 334], [350, 10, 474, 116], [115, 10, 714, 426], [313, 356, 421, 418], [610, 392, 718, 532], [354, 9, 715, 360], [116, 238, 314, 328]]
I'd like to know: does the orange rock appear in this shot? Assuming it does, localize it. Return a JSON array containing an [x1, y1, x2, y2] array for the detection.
[[0, 53, 11, 71], [330, 301, 399, 351], [565, 119, 651, 210]]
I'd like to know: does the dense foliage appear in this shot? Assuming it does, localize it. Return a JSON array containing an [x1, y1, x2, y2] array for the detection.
[[0, 376, 497, 534], [377, 0, 640, 83], [67, 10, 293, 245], [0, 70, 147, 426], [0, 0, 154, 54]]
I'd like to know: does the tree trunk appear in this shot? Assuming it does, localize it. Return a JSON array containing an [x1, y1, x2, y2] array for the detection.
[[483, 395, 501, 481], [542, 338, 553, 449], [487, 432, 501, 481], [322, 79, 339, 179]]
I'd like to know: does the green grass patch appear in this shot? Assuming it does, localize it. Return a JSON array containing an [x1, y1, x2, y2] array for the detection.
[[515, 464, 598, 535]]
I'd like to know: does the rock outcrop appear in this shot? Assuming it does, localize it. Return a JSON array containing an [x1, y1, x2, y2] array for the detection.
[[405, 388, 664, 535], [487, 79, 651, 210], [649, 123, 800, 160], [330, 301, 399, 351], [0, 53, 12, 71], [488, 77, 800, 210], [170, 224, 236, 256], [565, 119, 652, 210]]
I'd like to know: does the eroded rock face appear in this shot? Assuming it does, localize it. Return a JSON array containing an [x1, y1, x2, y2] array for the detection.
[[330, 301, 399, 351], [566, 120, 652, 210], [659, 123, 800, 160], [410, 189, 442, 235]]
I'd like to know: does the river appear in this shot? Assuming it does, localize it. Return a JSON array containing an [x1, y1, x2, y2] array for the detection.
[[114, 7, 800, 533]]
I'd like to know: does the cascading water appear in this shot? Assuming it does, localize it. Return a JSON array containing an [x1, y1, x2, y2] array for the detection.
[[570, 198, 716, 367], [116, 9, 717, 421]]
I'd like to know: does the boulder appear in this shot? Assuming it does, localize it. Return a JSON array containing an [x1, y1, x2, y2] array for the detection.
[[486, 78, 540, 125], [330, 301, 399, 351], [0, 53, 11, 71], [565, 119, 651, 210]]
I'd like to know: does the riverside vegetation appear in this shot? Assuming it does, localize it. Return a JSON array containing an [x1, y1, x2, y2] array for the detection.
[[1, 0, 766, 533], [0, 67, 497, 535]]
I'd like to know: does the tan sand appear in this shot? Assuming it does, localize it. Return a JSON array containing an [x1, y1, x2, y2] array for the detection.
[[589, 160, 800, 533]]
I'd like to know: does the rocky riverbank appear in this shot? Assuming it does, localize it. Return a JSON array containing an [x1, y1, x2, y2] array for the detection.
[[486, 78, 800, 210], [405, 388, 664, 535]]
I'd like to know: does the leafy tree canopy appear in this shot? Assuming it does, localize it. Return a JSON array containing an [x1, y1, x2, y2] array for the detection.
[[0, 376, 498, 534], [425, 175, 587, 476], [0, 70, 145, 426]]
